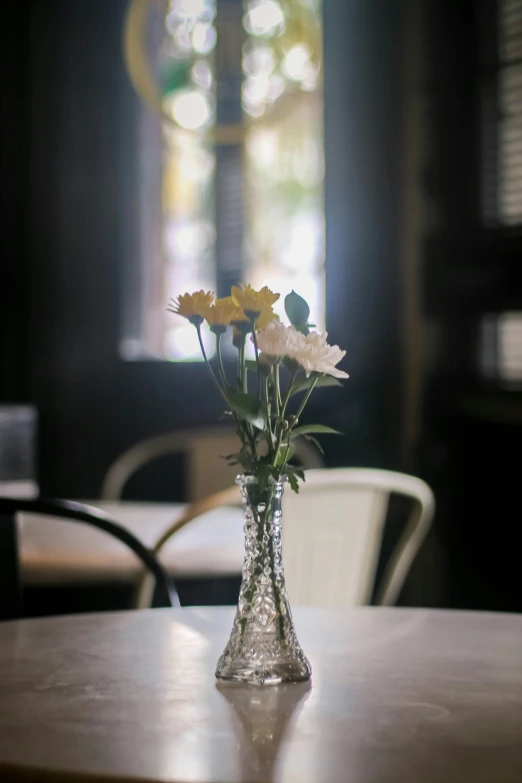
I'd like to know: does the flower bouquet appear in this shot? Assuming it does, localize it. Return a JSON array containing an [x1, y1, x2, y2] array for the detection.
[[169, 285, 348, 684]]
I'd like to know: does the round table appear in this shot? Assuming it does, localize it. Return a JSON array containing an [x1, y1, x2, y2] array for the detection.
[[0, 607, 521, 782]]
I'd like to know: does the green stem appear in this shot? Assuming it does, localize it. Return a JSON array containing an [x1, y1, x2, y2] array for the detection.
[[271, 424, 284, 472], [290, 374, 322, 429], [270, 365, 286, 471], [265, 490, 286, 641], [236, 332, 257, 458], [216, 333, 227, 388], [197, 325, 227, 403], [247, 427, 257, 461], [264, 374, 271, 415], [251, 324, 261, 399], [238, 333, 247, 393], [274, 363, 282, 415], [263, 373, 274, 457], [216, 332, 245, 441], [280, 368, 298, 418]]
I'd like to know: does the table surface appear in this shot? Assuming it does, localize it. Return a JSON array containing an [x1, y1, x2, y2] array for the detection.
[[0, 607, 521, 783], [19, 501, 245, 583]]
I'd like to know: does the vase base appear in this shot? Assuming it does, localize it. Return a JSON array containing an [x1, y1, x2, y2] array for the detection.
[[215, 659, 311, 686]]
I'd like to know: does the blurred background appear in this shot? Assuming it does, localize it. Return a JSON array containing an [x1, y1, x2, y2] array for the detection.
[[1, 0, 521, 614]]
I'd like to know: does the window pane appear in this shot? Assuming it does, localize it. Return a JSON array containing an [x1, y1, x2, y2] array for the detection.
[[124, 0, 324, 360], [161, 0, 218, 360], [243, 0, 324, 329]]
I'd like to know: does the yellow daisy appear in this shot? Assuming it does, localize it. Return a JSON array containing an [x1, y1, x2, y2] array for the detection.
[[167, 290, 215, 326], [230, 305, 278, 335], [232, 325, 246, 348], [231, 284, 280, 321], [230, 311, 251, 337], [203, 297, 238, 333], [257, 307, 279, 330]]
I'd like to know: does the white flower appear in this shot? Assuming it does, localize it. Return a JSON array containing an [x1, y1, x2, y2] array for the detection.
[[254, 320, 304, 358], [293, 331, 349, 379], [255, 322, 348, 379]]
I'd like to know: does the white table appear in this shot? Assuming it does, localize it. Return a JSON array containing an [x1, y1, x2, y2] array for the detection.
[[19, 501, 245, 585]]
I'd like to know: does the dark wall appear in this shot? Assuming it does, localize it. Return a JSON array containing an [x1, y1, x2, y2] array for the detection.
[[418, 0, 522, 612], [1, 3, 31, 400]]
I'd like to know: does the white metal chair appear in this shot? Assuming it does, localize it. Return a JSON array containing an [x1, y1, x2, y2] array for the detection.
[[282, 468, 434, 606], [101, 427, 324, 503], [134, 468, 434, 609]]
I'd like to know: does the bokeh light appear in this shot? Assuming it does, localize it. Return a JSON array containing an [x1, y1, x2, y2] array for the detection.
[[169, 89, 212, 129], [244, 0, 285, 37]]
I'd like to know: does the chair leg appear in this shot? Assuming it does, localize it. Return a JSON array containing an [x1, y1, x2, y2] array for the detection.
[[0, 513, 23, 620]]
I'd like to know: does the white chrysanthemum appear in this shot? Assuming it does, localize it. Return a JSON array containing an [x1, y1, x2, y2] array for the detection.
[[255, 320, 304, 358], [293, 331, 349, 378]]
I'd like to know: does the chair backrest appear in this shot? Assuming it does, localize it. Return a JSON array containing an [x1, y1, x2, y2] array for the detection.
[[0, 498, 177, 620], [101, 428, 324, 503], [282, 468, 435, 606]]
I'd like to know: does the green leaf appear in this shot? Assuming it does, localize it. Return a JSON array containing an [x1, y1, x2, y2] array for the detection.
[[245, 359, 258, 372], [238, 446, 255, 472], [285, 290, 310, 327], [290, 424, 343, 437], [257, 464, 272, 493], [227, 390, 266, 429], [303, 434, 324, 454], [287, 465, 305, 481], [287, 472, 300, 493], [290, 374, 343, 396]]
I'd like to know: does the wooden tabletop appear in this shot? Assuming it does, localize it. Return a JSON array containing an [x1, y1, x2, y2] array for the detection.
[[0, 607, 521, 783], [19, 502, 245, 584]]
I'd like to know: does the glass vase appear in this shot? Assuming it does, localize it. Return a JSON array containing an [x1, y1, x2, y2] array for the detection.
[[215, 475, 311, 685]]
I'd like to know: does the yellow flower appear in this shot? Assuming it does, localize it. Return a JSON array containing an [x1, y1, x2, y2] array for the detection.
[[232, 325, 245, 348], [257, 307, 279, 330], [231, 284, 280, 320], [229, 299, 251, 334], [230, 313, 251, 338], [203, 297, 238, 333], [167, 290, 215, 326], [231, 306, 278, 335]]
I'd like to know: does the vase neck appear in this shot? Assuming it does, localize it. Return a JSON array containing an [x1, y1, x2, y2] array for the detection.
[[237, 476, 285, 522]]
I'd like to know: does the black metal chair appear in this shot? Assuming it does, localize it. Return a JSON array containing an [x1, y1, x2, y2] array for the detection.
[[0, 497, 179, 620]]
